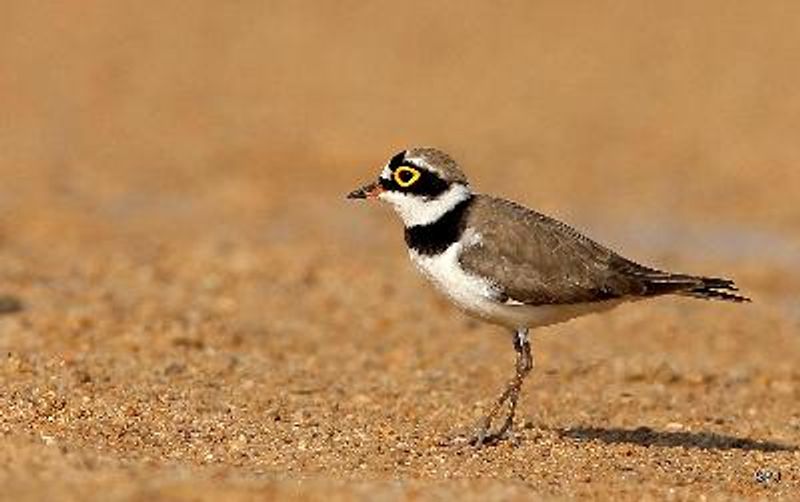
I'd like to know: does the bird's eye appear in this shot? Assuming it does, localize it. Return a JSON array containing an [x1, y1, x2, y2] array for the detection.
[[394, 166, 421, 187]]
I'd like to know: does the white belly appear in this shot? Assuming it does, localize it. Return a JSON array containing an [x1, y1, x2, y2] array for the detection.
[[409, 243, 625, 330]]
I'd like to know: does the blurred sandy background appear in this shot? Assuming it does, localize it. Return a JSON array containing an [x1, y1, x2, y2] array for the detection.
[[1, 1, 799, 500]]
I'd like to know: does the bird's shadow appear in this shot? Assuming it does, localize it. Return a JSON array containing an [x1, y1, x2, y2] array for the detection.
[[558, 426, 796, 453]]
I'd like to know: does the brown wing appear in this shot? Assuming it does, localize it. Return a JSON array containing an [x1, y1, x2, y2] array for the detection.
[[459, 195, 704, 305]]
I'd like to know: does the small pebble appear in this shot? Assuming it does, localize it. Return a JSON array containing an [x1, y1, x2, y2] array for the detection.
[[0, 295, 23, 315], [665, 422, 684, 432]]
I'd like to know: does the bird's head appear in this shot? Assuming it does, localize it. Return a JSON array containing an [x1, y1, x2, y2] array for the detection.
[[347, 147, 473, 227]]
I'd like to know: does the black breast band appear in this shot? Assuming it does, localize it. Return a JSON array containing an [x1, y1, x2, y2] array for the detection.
[[404, 196, 474, 256]]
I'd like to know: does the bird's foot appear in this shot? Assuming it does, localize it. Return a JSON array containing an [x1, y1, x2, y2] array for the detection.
[[467, 413, 519, 447], [444, 414, 527, 448], [441, 421, 510, 448]]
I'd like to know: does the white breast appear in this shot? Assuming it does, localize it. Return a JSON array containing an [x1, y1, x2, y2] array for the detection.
[[409, 238, 500, 320], [409, 231, 626, 329]]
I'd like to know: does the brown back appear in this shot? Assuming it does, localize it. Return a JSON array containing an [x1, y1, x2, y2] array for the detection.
[[459, 195, 693, 305]]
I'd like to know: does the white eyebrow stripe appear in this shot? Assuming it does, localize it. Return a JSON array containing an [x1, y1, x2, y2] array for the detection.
[[403, 156, 443, 177]]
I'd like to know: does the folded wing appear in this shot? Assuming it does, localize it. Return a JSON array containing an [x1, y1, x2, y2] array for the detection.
[[459, 196, 749, 305]]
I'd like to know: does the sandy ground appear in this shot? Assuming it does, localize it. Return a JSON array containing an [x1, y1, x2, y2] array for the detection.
[[1, 2, 800, 500]]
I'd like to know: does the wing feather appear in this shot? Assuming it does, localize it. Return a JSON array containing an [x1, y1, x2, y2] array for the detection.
[[459, 196, 691, 305]]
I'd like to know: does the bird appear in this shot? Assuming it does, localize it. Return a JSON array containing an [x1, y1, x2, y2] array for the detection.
[[346, 147, 750, 446]]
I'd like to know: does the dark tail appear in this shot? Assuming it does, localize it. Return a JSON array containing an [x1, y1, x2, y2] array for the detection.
[[678, 276, 751, 303], [615, 259, 751, 303]]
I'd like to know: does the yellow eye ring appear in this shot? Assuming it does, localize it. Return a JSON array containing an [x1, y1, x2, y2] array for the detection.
[[393, 166, 421, 187]]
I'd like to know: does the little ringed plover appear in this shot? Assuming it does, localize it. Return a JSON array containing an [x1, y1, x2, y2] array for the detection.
[[347, 147, 749, 446]]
